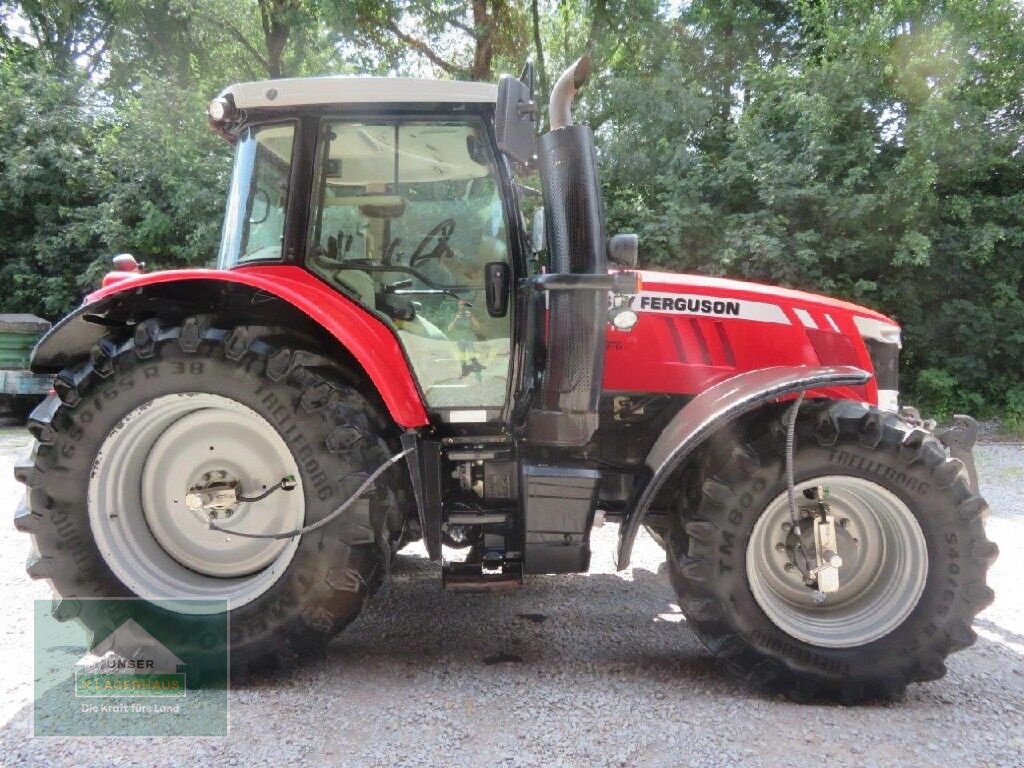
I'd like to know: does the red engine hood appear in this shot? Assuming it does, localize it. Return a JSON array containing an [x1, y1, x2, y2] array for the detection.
[[603, 270, 896, 404], [633, 270, 895, 324]]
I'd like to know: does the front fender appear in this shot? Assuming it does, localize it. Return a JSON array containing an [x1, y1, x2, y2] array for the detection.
[[31, 266, 430, 428], [615, 365, 871, 569]]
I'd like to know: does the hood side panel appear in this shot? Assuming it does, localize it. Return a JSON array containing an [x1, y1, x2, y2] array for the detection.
[[604, 271, 882, 404]]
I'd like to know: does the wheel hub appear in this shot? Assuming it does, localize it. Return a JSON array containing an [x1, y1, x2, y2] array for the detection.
[[781, 494, 854, 595], [88, 393, 305, 612], [747, 475, 929, 648], [185, 471, 241, 519]]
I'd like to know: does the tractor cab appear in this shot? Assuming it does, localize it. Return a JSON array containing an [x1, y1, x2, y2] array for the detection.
[[211, 77, 523, 422], [206, 65, 637, 586]]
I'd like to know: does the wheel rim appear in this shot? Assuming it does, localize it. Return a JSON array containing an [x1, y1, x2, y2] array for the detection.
[[746, 475, 928, 648], [88, 393, 304, 614]]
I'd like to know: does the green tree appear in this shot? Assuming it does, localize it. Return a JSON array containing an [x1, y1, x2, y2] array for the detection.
[[596, 0, 1024, 413], [327, 0, 529, 81], [0, 39, 106, 315]]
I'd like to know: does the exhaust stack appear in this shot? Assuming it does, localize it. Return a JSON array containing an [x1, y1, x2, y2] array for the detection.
[[548, 55, 591, 131], [527, 56, 608, 447]]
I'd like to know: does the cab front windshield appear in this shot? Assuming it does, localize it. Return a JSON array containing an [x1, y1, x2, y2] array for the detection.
[[218, 122, 295, 266], [306, 118, 512, 411]]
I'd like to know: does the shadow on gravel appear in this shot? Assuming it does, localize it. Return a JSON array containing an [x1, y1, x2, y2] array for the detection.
[[228, 550, 729, 693], [304, 551, 1024, 707], [215, 549, 1013, 684]]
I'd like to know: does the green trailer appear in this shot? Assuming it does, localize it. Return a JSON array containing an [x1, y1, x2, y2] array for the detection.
[[0, 314, 52, 422]]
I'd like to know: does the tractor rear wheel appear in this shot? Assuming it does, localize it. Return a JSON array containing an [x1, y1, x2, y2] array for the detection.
[[666, 399, 997, 702], [14, 317, 407, 677]]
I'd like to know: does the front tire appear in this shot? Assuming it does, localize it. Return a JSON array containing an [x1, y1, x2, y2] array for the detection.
[[666, 400, 997, 702], [15, 318, 407, 677]]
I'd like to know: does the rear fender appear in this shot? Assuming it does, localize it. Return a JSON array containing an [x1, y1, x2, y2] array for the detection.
[[31, 266, 430, 428], [615, 365, 871, 569]]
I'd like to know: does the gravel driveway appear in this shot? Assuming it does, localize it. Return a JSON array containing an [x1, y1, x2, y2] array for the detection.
[[0, 427, 1021, 767]]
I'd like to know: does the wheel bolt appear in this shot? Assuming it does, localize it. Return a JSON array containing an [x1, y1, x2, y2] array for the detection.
[[784, 563, 796, 572], [781, 522, 792, 531], [839, 517, 850, 528], [775, 542, 786, 552]]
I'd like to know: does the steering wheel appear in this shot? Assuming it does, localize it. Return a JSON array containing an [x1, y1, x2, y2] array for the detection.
[[409, 219, 456, 268]]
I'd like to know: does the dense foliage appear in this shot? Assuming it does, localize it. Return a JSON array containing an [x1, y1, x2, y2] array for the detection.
[[0, 0, 1021, 417]]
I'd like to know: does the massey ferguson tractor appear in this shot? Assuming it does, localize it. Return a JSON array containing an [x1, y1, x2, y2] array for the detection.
[[15, 56, 996, 702]]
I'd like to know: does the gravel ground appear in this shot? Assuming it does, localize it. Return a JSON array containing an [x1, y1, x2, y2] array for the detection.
[[0, 427, 1022, 767]]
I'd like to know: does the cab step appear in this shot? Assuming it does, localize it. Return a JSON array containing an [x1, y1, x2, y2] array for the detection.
[[442, 560, 523, 592]]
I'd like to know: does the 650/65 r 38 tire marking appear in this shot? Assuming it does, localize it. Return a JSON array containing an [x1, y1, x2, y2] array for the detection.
[[14, 316, 410, 677]]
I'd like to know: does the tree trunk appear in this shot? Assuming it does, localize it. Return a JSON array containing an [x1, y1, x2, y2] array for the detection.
[[258, 0, 293, 79], [469, 0, 499, 81]]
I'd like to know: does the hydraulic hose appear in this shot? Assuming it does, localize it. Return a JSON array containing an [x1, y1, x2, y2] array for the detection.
[[785, 392, 815, 577], [785, 391, 806, 528], [192, 447, 413, 540]]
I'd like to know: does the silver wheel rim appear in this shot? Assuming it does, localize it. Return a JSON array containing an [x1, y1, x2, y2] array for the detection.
[[88, 393, 304, 614], [746, 475, 928, 648]]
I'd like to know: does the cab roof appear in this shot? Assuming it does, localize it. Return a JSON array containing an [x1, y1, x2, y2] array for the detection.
[[220, 77, 498, 111]]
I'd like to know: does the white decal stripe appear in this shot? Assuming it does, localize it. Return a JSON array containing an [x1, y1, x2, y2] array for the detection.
[[825, 314, 841, 332], [794, 308, 818, 330], [630, 292, 791, 325], [854, 316, 902, 347]]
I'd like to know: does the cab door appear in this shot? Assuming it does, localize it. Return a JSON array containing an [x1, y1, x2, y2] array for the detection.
[[305, 117, 514, 423]]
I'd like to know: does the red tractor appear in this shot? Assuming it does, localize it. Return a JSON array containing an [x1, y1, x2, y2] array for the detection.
[[16, 57, 995, 701]]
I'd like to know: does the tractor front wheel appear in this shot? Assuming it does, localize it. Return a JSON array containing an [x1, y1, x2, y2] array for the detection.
[[15, 318, 406, 677], [666, 400, 997, 702]]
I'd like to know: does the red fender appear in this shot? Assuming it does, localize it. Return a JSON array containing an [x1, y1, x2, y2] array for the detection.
[[87, 266, 430, 428]]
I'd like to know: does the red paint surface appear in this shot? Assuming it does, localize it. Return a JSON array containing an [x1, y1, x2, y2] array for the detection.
[[90, 265, 895, 422], [88, 266, 430, 428], [603, 270, 896, 405]]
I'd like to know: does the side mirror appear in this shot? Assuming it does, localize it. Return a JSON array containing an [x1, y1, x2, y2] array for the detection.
[[495, 62, 536, 167], [484, 261, 511, 318], [607, 233, 638, 269], [531, 208, 546, 254]]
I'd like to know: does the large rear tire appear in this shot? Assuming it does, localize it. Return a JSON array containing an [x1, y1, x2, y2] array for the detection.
[[666, 400, 997, 702], [14, 317, 408, 677]]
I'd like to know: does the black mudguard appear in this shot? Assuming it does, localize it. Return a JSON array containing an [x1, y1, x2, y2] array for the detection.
[[615, 365, 872, 569]]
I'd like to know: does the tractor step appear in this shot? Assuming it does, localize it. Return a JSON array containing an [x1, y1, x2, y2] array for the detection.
[[442, 560, 523, 592]]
